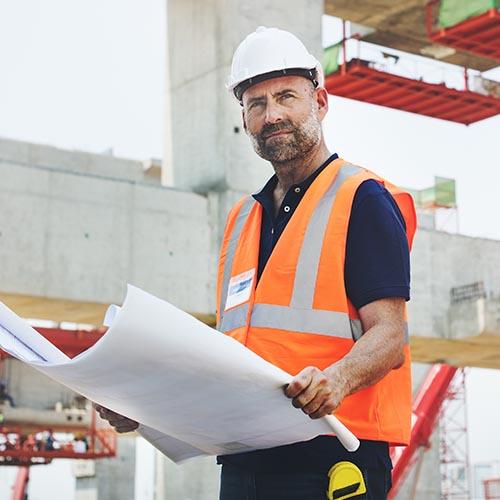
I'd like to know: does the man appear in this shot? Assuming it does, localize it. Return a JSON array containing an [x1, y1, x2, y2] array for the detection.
[[0, 380, 15, 407], [96, 26, 416, 500]]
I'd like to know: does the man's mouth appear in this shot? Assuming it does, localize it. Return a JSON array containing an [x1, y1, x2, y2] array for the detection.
[[262, 130, 292, 140]]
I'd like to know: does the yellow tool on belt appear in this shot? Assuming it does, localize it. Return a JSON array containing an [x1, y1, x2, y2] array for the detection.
[[326, 461, 367, 500]]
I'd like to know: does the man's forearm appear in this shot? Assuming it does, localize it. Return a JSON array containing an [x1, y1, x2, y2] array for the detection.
[[324, 316, 406, 400], [285, 297, 407, 419]]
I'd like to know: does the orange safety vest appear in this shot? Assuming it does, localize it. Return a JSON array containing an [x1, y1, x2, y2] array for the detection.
[[216, 158, 417, 446]]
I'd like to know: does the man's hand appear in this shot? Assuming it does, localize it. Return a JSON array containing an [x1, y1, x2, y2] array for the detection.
[[284, 366, 344, 419], [93, 403, 139, 433]]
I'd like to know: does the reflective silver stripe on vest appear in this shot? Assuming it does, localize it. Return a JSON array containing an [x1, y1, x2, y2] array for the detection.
[[217, 196, 255, 331], [221, 304, 409, 342], [250, 304, 353, 338], [219, 303, 250, 333], [350, 318, 363, 341], [291, 164, 363, 309]]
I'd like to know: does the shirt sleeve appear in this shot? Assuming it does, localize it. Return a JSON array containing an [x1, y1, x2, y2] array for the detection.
[[344, 179, 411, 310]]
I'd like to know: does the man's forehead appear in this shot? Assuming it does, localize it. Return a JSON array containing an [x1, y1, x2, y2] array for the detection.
[[242, 75, 311, 101]]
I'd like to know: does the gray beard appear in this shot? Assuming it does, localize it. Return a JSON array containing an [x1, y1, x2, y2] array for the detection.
[[249, 109, 322, 165]]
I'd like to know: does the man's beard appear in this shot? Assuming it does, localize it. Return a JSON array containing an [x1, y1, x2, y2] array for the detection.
[[248, 108, 322, 164]]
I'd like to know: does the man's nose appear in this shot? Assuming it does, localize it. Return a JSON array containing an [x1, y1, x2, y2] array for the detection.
[[264, 101, 283, 124]]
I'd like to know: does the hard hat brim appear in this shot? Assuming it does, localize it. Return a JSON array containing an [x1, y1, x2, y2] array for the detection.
[[234, 67, 318, 102]]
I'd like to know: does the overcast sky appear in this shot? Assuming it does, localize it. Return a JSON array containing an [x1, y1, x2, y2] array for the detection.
[[1, 1, 499, 497]]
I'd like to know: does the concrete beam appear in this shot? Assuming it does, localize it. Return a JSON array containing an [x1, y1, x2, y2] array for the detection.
[[410, 332, 500, 369], [410, 295, 500, 369], [0, 292, 108, 326], [0, 292, 216, 327], [4, 291, 500, 370]]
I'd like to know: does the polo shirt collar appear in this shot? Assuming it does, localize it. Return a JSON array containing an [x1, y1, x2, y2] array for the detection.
[[253, 153, 339, 202]]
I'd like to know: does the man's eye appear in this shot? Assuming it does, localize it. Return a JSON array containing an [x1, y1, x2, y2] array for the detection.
[[281, 93, 293, 100], [249, 101, 264, 110]]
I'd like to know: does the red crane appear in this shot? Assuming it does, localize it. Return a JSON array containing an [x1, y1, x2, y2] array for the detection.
[[389, 364, 459, 498]]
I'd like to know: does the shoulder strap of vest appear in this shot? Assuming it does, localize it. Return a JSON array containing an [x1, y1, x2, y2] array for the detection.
[[217, 195, 256, 327], [290, 163, 364, 310], [333, 166, 417, 251]]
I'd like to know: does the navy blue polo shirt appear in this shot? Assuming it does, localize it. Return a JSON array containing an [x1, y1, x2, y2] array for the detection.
[[217, 153, 411, 473]]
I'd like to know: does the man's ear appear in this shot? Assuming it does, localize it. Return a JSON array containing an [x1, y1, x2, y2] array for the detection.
[[315, 87, 329, 122], [242, 109, 248, 134]]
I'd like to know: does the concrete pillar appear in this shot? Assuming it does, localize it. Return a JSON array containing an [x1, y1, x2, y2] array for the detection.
[[166, 0, 324, 199], [160, 455, 220, 500], [75, 436, 136, 500]]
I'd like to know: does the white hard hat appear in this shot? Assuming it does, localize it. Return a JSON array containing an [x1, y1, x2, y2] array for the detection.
[[226, 26, 324, 101]]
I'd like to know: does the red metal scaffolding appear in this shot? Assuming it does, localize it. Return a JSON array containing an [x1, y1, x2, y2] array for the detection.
[[0, 326, 116, 499], [0, 411, 117, 467], [324, 59, 500, 125], [325, 17, 500, 125], [427, 0, 500, 62], [439, 368, 471, 499], [485, 478, 500, 499]]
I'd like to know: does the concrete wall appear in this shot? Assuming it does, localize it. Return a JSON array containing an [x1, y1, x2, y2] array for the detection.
[[75, 437, 137, 500], [1, 357, 77, 410], [409, 226, 500, 339], [0, 137, 216, 316], [161, 456, 220, 500]]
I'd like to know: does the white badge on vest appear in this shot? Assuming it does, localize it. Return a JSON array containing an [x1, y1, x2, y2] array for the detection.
[[225, 269, 256, 311]]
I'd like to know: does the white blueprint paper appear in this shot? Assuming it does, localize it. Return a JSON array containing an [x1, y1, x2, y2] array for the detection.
[[0, 285, 357, 463]]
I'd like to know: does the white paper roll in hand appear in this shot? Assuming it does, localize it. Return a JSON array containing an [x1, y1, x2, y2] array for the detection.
[[323, 414, 360, 452]]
